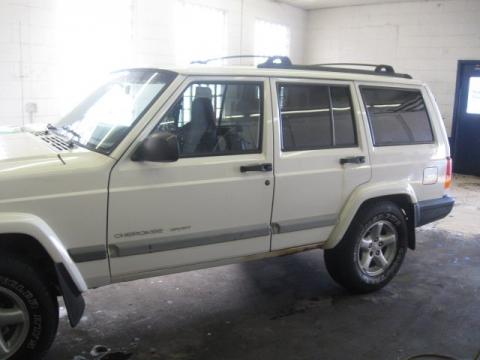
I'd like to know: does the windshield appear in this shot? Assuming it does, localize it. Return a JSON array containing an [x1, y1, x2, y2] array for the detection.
[[56, 69, 177, 154]]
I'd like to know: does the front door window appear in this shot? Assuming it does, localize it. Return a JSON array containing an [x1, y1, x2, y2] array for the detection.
[[154, 82, 263, 157]]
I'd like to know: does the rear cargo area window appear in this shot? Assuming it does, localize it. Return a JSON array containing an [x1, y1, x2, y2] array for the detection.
[[278, 83, 357, 151], [361, 87, 434, 146]]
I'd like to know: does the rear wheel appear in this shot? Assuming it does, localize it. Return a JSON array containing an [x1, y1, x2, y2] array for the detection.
[[0, 256, 58, 360], [324, 201, 408, 293]]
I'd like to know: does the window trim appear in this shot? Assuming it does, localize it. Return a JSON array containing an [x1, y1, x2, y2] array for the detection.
[[155, 80, 265, 158], [277, 82, 358, 152], [360, 85, 436, 147]]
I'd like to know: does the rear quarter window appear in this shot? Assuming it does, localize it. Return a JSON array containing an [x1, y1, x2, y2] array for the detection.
[[360, 86, 434, 146]]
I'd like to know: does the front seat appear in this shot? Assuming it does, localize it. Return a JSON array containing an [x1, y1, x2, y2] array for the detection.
[[180, 87, 217, 154]]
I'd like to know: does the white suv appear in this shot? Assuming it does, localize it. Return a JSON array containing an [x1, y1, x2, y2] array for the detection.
[[0, 57, 454, 359]]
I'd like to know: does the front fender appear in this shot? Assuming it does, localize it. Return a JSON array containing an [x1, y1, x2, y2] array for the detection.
[[323, 181, 417, 249], [0, 212, 88, 292]]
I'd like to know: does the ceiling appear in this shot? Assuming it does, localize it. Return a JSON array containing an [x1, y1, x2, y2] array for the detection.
[[277, 0, 428, 10]]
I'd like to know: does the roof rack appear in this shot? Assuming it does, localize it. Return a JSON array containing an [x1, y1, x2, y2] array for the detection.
[[257, 57, 412, 79], [191, 55, 412, 79], [316, 63, 396, 73], [191, 55, 290, 65]]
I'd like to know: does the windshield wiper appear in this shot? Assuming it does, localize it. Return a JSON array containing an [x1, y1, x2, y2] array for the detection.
[[44, 123, 76, 149], [62, 125, 81, 141], [46, 123, 58, 131], [61, 125, 85, 149], [45, 123, 88, 150]]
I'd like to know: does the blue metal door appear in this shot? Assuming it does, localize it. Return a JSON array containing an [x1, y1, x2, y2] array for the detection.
[[452, 61, 480, 176]]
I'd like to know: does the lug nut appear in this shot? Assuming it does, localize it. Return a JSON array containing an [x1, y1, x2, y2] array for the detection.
[[375, 250, 380, 255]]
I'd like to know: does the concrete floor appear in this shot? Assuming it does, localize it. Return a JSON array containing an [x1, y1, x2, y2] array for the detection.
[[46, 175, 480, 360]]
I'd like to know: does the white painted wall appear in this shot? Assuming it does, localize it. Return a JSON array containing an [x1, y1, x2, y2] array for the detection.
[[0, 0, 57, 126], [0, 0, 306, 127], [132, 0, 306, 66], [305, 0, 480, 135], [3, 0, 477, 133]]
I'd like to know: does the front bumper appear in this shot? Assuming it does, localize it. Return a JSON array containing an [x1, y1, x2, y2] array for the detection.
[[415, 195, 455, 227]]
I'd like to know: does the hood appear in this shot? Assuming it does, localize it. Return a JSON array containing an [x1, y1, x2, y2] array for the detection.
[[0, 131, 62, 163], [0, 127, 115, 203], [0, 126, 103, 174]]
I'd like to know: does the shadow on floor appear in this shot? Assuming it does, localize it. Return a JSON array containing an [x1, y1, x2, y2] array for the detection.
[[46, 230, 480, 360]]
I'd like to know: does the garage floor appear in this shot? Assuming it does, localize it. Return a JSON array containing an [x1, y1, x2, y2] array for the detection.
[[46, 175, 480, 360]]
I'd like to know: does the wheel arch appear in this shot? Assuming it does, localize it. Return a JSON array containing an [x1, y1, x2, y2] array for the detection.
[[0, 214, 88, 327], [0, 233, 60, 295], [0, 213, 87, 291], [325, 182, 417, 250]]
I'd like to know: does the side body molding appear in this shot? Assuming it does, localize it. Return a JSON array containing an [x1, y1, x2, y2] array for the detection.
[[0, 212, 88, 292], [323, 181, 418, 249]]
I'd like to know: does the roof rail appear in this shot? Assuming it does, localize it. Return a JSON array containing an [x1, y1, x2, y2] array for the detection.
[[191, 56, 412, 79], [191, 55, 288, 65], [316, 63, 400, 74], [258, 59, 412, 79]]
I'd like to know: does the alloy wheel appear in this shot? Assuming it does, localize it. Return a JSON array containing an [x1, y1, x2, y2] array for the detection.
[[0, 287, 30, 360], [356, 220, 398, 276]]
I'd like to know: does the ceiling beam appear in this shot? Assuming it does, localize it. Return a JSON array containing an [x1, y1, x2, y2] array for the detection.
[[275, 0, 428, 11]]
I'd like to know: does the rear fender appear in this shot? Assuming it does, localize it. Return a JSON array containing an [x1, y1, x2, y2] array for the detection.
[[324, 181, 417, 249]]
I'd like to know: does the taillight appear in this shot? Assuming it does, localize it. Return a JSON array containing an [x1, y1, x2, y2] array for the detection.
[[444, 157, 452, 189]]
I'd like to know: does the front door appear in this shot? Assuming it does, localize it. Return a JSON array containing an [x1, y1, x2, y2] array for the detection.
[[270, 78, 371, 250], [452, 61, 480, 175], [108, 77, 274, 279]]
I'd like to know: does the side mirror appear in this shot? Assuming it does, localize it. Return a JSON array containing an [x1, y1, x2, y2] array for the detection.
[[131, 132, 179, 162]]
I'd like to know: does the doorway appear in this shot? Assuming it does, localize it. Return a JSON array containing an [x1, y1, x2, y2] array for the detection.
[[452, 60, 480, 176]]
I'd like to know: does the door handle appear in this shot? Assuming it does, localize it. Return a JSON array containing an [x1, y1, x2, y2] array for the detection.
[[340, 156, 366, 165], [240, 163, 273, 173]]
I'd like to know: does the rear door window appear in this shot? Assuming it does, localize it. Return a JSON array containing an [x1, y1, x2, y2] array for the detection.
[[360, 87, 434, 146], [278, 83, 357, 151]]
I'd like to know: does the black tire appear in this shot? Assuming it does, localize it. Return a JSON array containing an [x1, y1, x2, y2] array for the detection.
[[324, 201, 408, 293], [0, 255, 59, 360]]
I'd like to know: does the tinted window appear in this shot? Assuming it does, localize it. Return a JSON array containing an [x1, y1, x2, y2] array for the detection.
[[331, 86, 356, 146], [361, 87, 434, 146], [278, 84, 356, 151], [154, 82, 262, 157]]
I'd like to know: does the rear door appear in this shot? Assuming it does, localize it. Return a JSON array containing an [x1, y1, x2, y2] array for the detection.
[[270, 78, 371, 250]]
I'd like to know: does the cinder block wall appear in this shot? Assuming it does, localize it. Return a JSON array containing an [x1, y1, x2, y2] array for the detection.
[[305, 0, 480, 135], [0, 0, 306, 127], [132, 0, 306, 66], [0, 0, 57, 126], [133, 0, 307, 65]]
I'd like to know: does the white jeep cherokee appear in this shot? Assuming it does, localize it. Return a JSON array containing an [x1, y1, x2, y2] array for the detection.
[[0, 57, 454, 359]]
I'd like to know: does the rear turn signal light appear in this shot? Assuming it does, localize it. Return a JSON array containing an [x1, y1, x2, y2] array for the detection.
[[444, 157, 452, 189]]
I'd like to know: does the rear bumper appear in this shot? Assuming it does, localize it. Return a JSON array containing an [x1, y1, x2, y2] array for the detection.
[[415, 195, 455, 227]]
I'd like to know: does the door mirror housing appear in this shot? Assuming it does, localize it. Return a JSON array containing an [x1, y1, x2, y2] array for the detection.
[[132, 132, 179, 162]]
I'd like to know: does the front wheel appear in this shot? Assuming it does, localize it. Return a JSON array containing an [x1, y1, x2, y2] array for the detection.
[[324, 201, 408, 293], [0, 256, 59, 360]]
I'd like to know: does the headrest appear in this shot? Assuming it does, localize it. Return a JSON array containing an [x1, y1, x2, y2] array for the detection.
[[195, 87, 212, 100]]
